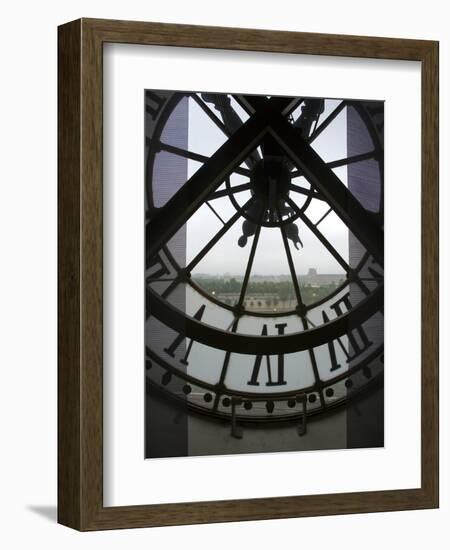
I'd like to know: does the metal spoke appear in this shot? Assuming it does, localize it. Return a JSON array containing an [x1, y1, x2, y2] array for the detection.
[[212, 205, 265, 410], [187, 196, 255, 273], [315, 207, 333, 227], [289, 183, 325, 201], [190, 93, 231, 136], [327, 150, 376, 169], [304, 316, 317, 328], [301, 317, 325, 407], [308, 100, 346, 143], [209, 181, 251, 201], [205, 201, 226, 225], [233, 95, 256, 116], [157, 140, 208, 163], [161, 280, 180, 300], [276, 205, 304, 310], [290, 150, 375, 179], [213, 318, 240, 411], [160, 197, 254, 300], [157, 141, 251, 177], [310, 115, 319, 135], [286, 197, 350, 273], [237, 205, 266, 308]]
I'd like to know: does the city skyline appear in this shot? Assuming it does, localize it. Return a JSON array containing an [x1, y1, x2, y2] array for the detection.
[[193, 267, 346, 278]]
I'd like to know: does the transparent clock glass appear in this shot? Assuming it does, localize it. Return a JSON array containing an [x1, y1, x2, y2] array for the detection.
[[144, 90, 384, 458]]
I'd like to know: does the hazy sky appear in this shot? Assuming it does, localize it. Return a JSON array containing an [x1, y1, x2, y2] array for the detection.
[[166, 95, 351, 276]]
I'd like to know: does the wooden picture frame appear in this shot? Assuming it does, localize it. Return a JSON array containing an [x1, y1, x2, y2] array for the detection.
[[58, 17, 439, 530]]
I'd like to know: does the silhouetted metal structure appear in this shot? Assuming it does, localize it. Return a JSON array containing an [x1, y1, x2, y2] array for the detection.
[[144, 91, 384, 454]]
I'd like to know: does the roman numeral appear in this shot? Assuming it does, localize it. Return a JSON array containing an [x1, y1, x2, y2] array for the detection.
[[248, 323, 288, 386], [366, 103, 384, 135], [145, 91, 167, 120], [367, 264, 383, 282], [163, 305, 206, 365], [323, 293, 373, 372], [146, 252, 171, 284]]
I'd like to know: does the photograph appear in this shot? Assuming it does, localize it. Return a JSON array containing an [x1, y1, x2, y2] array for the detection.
[[0, 1, 441, 543], [54, 14, 438, 533], [144, 90, 385, 458]]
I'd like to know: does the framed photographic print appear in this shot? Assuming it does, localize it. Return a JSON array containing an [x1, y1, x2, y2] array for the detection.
[[58, 18, 439, 530]]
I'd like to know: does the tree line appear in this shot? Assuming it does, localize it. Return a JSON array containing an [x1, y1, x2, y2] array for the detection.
[[193, 277, 342, 305]]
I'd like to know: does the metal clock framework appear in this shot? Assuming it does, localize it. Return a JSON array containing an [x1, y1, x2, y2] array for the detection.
[[145, 90, 384, 440]]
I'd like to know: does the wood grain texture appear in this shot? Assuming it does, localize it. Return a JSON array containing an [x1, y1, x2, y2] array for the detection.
[[57, 19, 82, 529], [420, 40, 439, 507], [57, 18, 439, 531]]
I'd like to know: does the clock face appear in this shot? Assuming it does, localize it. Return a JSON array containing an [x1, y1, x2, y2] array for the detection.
[[145, 90, 384, 457]]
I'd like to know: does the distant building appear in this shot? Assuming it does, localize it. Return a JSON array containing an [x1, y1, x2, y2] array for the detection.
[[215, 292, 295, 312], [198, 269, 345, 285], [301, 268, 344, 287], [198, 268, 345, 312]]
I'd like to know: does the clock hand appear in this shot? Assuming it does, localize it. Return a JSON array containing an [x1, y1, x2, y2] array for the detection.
[[237, 199, 264, 248], [285, 221, 303, 249]]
